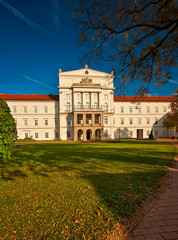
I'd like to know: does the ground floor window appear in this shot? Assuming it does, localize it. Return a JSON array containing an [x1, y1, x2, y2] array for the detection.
[[67, 131, 70, 138], [104, 130, 108, 137], [25, 133, 28, 138], [130, 131, 133, 137], [35, 133, 38, 138], [55, 132, 59, 138], [146, 131, 149, 136], [45, 132, 49, 138], [155, 130, 158, 136]]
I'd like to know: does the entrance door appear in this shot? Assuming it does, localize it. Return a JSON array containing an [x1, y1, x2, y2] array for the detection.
[[87, 129, 92, 140], [137, 129, 143, 139]]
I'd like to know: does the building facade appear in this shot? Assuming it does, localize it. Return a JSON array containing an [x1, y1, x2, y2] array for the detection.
[[0, 66, 175, 140]]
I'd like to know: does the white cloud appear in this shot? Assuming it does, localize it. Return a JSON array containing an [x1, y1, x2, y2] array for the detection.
[[0, 0, 58, 39]]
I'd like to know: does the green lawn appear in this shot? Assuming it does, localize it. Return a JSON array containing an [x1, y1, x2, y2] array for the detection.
[[0, 141, 176, 239]]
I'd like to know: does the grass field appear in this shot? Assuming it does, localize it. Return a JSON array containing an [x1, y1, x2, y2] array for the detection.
[[0, 141, 176, 239]]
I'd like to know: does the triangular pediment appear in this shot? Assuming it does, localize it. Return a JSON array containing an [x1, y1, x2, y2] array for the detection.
[[59, 66, 112, 78]]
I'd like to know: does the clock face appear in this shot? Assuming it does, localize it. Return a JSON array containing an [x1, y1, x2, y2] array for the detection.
[[85, 70, 89, 74]]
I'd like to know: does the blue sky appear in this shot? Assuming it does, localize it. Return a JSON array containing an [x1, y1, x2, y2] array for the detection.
[[0, 0, 177, 96]]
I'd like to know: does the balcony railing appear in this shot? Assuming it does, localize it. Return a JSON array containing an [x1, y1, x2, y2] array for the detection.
[[74, 107, 103, 112]]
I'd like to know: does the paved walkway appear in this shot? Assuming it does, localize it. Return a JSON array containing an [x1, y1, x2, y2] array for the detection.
[[124, 139, 178, 240]]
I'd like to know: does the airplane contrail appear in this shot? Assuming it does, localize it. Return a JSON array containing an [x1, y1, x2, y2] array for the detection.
[[0, 0, 58, 39], [18, 73, 57, 91]]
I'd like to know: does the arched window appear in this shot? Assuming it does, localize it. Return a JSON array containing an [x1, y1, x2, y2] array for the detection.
[[93, 102, 98, 109], [103, 103, 108, 111], [77, 102, 81, 109], [104, 130, 108, 137], [85, 102, 90, 109], [66, 102, 71, 111]]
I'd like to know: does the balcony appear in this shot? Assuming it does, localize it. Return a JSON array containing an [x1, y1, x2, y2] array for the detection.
[[74, 107, 103, 112]]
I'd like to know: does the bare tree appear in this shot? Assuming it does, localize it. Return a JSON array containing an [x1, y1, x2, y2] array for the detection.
[[72, 0, 178, 95]]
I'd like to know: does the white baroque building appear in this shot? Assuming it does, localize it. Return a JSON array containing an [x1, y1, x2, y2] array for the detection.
[[0, 66, 175, 140]]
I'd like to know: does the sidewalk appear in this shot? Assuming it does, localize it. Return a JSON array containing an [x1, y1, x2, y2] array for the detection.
[[124, 139, 178, 240]]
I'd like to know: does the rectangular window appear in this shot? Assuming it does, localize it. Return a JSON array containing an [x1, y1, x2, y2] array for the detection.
[[24, 119, 28, 126], [129, 107, 133, 113], [155, 107, 158, 113], [44, 107, 48, 113], [104, 94, 108, 100], [35, 133, 38, 138], [35, 119, 38, 126], [138, 118, 141, 124], [130, 131, 133, 137], [94, 94, 97, 99], [85, 93, 89, 99], [67, 119, 71, 126], [55, 132, 59, 138], [55, 107, 58, 113], [129, 119, 133, 125], [67, 131, 70, 138], [66, 94, 70, 99], [77, 93, 81, 99], [138, 107, 141, 113], [113, 118, 115, 125], [15, 119, 17, 126], [24, 106, 27, 113], [147, 118, 150, 124], [13, 106, 17, 113], [34, 106, 38, 113], [55, 119, 58, 126], [104, 117, 108, 125], [147, 131, 149, 136], [45, 120, 48, 126], [155, 119, 158, 124], [25, 133, 28, 138], [155, 130, 158, 136], [163, 107, 167, 113], [45, 132, 49, 138], [121, 107, 124, 113], [147, 107, 150, 113], [121, 118, 124, 125]]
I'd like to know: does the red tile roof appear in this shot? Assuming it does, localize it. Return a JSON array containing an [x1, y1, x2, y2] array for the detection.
[[114, 96, 175, 102], [0, 94, 59, 101]]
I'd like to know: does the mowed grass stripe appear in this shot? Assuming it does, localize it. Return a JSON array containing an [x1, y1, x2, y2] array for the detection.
[[0, 141, 176, 239]]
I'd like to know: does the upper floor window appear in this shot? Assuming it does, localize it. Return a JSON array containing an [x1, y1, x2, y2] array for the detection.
[[94, 94, 98, 100], [121, 107, 124, 113], [163, 107, 167, 113], [155, 107, 158, 113], [155, 119, 158, 124], [77, 93, 81, 100], [35, 119, 38, 126], [34, 106, 38, 113], [103, 103, 108, 111], [15, 119, 17, 126], [138, 107, 141, 113], [121, 118, 124, 125], [130, 119, 133, 125], [44, 106, 48, 113], [45, 119, 48, 126], [24, 119, 28, 126], [104, 94, 108, 100], [138, 118, 141, 124], [93, 102, 98, 109], [85, 94, 89, 99], [67, 119, 71, 126], [146, 107, 150, 113], [55, 107, 58, 114], [104, 117, 108, 125], [23, 106, 27, 113], [13, 106, 17, 113], [147, 118, 150, 124], [77, 102, 81, 109], [85, 102, 90, 109], [66, 94, 70, 99], [55, 119, 58, 126], [129, 107, 133, 113], [66, 102, 71, 111]]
